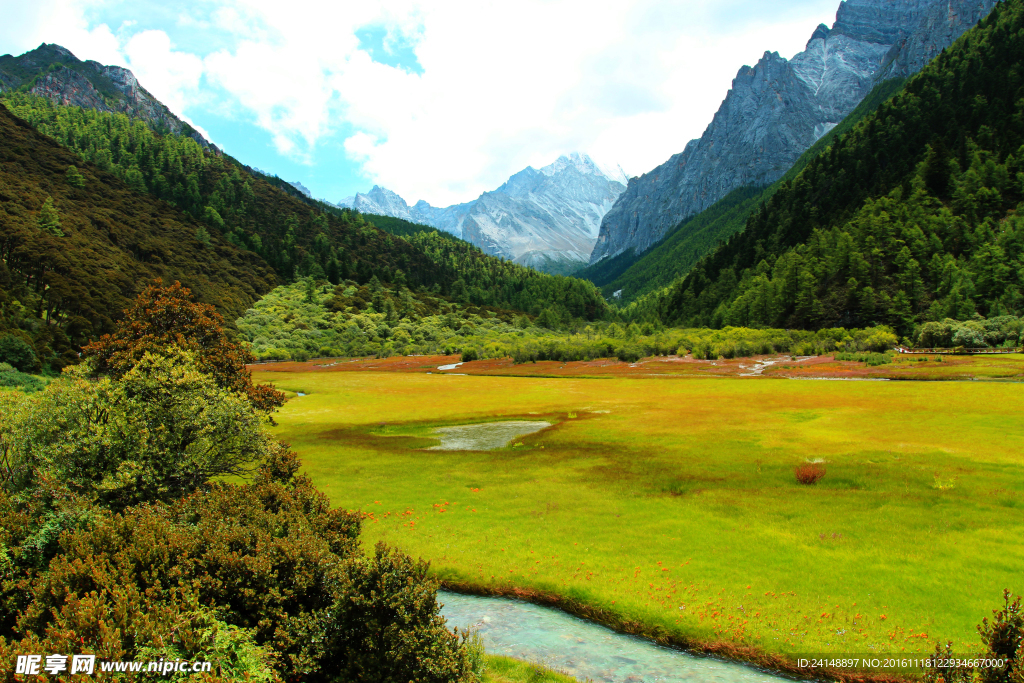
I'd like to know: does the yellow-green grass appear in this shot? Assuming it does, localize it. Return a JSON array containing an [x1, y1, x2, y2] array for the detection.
[[881, 353, 1024, 380], [482, 655, 578, 683], [258, 369, 1024, 665]]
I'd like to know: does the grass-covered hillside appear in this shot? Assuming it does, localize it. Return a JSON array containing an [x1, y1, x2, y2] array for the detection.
[[646, 0, 1024, 334], [0, 104, 278, 369]]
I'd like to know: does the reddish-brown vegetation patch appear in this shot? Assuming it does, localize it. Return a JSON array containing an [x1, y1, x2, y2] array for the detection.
[[795, 463, 828, 485], [250, 352, 1024, 382]]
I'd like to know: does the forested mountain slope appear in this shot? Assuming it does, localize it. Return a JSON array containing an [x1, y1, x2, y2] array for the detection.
[[578, 79, 907, 303], [645, 0, 1024, 334], [0, 105, 278, 368], [0, 91, 610, 370], [590, 0, 998, 267], [0, 93, 452, 290]]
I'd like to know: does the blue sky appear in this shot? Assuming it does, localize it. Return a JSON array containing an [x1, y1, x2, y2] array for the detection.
[[1, 0, 842, 207]]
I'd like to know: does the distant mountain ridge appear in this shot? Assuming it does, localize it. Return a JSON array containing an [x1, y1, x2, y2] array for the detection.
[[0, 43, 215, 151], [589, 0, 999, 266], [338, 152, 628, 272]]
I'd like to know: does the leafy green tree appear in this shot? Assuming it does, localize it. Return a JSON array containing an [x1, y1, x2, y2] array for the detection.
[[304, 276, 319, 304], [36, 196, 63, 237], [2, 349, 273, 508], [203, 205, 226, 232], [536, 308, 560, 329]]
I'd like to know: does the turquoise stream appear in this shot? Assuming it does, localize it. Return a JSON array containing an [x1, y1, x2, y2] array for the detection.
[[438, 590, 795, 683]]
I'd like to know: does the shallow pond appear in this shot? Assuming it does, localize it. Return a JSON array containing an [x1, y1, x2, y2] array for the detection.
[[439, 591, 793, 683], [428, 421, 551, 450]]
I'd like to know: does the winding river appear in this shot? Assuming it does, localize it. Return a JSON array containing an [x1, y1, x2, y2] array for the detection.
[[439, 591, 795, 683]]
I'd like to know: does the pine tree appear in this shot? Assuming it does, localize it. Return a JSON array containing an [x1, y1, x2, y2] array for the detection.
[[37, 196, 63, 237], [195, 225, 211, 247], [65, 165, 85, 188]]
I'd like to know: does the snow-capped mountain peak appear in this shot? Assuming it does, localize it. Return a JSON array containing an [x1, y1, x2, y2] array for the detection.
[[336, 152, 628, 271], [538, 152, 628, 185]]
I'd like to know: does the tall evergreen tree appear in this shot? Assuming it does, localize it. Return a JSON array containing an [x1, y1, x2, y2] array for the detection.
[[37, 196, 63, 237]]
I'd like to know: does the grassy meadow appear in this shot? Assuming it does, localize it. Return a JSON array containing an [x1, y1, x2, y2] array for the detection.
[[256, 366, 1024, 666]]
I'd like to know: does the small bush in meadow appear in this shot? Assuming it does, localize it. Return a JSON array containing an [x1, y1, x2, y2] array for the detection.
[[835, 351, 893, 366], [795, 463, 827, 485]]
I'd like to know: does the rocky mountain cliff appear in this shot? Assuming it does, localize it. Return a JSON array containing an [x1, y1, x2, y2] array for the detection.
[[288, 181, 312, 197], [589, 0, 999, 265], [0, 43, 215, 151], [339, 153, 627, 271], [875, 0, 1001, 79]]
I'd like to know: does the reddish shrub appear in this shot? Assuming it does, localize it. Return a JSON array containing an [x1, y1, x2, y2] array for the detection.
[[795, 463, 827, 485], [83, 280, 285, 412]]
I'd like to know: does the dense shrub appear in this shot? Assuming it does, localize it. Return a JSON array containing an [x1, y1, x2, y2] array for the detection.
[[615, 344, 644, 363], [1, 350, 274, 509], [0, 415, 472, 682], [916, 317, 1023, 348], [0, 335, 38, 373], [0, 285, 473, 680], [978, 591, 1024, 683], [862, 329, 899, 352], [0, 364, 44, 393], [795, 463, 827, 485], [314, 543, 474, 682]]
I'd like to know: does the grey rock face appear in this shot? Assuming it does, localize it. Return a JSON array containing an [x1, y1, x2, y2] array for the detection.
[[340, 186, 425, 223], [875, 0, 999, 80], [339, 153, 626, 267], [288, 181, 312, 197], [590, 0, 996, 265], [0, 43, 215, 151]]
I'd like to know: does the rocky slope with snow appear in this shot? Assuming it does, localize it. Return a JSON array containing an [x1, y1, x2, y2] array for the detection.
[[339, 153, 627, 271], [589, 0, 999, 265]]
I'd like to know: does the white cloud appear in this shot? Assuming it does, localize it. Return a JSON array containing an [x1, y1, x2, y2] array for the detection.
[[190, 0, 840, 205], [0, 0, 123, 66], [123, 30, 204, 119], [9, 0, 843, 206]]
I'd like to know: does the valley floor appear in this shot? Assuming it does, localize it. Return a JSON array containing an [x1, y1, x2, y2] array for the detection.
[[253, 351, 1024, 382], [254, 359, 1023, 678]]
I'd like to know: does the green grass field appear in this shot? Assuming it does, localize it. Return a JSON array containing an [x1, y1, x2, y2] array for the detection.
[[257, 369, 1024, 666], [482, 655, 577, 683]]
